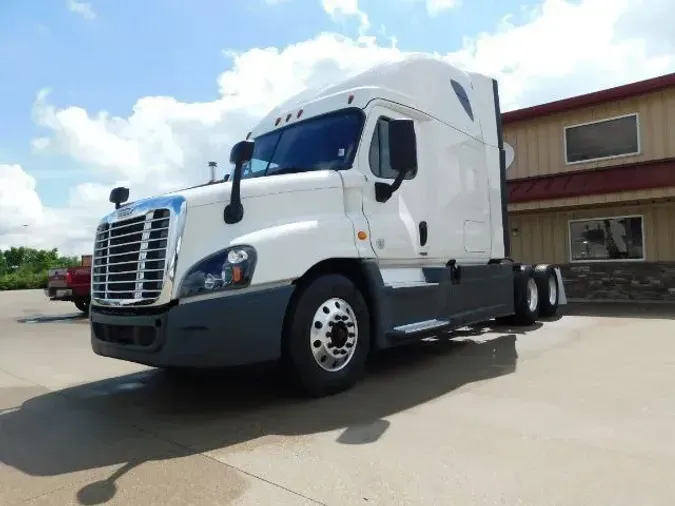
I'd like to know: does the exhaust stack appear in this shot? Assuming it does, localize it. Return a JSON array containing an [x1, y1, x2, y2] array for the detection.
[[208, 161, 218, 183]]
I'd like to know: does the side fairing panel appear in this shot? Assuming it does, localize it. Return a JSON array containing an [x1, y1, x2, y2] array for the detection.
[[468, 72, 508, 259]]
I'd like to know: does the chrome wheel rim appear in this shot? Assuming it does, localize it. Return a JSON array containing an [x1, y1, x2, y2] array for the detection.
[[310, 297, 358, 372], [548, 274, 557, 305], [526, 278, 539, 313]]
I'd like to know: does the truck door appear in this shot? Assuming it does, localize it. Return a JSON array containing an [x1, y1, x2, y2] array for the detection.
[[359, 105, 429, 261]]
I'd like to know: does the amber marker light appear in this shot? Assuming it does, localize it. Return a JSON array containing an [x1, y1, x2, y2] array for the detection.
[[357, 230, 367, 240], [232, 266, 243, 284]]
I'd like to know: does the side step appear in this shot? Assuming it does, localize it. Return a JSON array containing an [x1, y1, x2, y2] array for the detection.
[[386, 318, 453, 342]]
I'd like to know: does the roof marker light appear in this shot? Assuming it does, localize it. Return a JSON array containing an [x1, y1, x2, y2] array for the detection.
[[245, 131, 251, 140], [285, 113, 292, 122], [297, 109, 303, 118], [275, 117, 281, 126], [347, 94, 354, 104]]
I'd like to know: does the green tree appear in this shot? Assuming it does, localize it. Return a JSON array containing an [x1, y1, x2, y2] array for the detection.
[[0, 247, 83, 291]]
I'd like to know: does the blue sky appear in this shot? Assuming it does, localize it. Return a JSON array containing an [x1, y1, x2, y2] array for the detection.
[[1, 0, 671, 253], [0, 0, 526, 208]]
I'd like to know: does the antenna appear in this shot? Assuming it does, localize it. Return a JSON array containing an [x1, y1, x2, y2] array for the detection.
[[208, 161, 218, 183]]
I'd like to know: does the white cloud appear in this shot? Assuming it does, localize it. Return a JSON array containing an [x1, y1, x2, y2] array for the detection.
[[2, 0, 674, 255], [445, 0, 674, 108], [322, 0, 370, 34], [0, 164, 109, 254], [0, 164, 44, 235], [67, 0, 96, 20], [423, 0, 461, 16]]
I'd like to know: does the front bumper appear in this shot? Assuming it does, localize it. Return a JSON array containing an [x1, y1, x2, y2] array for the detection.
[[90, 285, 294, 368]]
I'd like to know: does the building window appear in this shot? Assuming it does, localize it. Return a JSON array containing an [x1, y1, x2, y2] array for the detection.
[[568, 215, 645, 262], [368, 116, 416, 180], [564, 113, 640, 164]]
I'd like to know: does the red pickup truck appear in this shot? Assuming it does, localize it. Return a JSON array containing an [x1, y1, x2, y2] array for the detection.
[[45, 255, 91, 313]]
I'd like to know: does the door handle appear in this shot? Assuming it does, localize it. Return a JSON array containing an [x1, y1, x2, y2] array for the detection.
[[419, 221, 428, 247]]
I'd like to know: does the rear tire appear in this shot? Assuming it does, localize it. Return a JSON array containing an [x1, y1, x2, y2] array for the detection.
[[512, 265, 539, 326], [283, 274, 371, 398], [534, 265, 559, 318]]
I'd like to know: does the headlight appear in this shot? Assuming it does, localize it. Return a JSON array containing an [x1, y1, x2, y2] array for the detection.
[[178, 245, 257, 298]]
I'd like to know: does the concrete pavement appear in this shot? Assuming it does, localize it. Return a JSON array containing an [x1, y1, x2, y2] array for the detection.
[[1, 289, 674, 505]]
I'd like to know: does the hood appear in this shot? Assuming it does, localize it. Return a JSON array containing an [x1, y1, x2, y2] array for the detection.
[[156, 170, 345, 209]]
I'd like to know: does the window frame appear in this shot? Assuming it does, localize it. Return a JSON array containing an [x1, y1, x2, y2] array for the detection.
[[245, 107, 367, 179], [567, 214, 646, 263], [563, 112, 641, 166], [367, 115, 418, 181]]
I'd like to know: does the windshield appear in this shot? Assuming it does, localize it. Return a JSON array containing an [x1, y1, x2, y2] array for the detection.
[[240, 110, 363, 180]]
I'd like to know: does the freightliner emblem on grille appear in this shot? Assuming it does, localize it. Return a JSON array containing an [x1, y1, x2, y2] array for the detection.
[[116, 206, 134, 218]]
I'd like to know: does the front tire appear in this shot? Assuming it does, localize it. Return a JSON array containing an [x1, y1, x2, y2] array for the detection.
[[283, 274, 371, 398]]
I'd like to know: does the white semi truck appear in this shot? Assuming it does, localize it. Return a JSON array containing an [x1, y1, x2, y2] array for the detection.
[[90, 56, 567, 397]]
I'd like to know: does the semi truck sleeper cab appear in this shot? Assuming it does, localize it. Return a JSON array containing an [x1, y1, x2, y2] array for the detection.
[[89, 55, 567, 397]]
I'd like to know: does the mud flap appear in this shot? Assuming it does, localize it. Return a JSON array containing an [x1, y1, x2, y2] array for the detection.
[[554, 267, 568, 305]]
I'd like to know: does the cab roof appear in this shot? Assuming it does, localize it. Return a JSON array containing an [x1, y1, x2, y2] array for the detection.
[[249, 55, 489, 141]]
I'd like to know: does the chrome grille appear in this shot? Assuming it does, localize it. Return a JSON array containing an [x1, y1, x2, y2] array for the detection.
[[92, 208, 171, 303]]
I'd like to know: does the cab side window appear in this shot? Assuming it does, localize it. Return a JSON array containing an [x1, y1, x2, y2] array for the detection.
[[368, 116, 416, 180]]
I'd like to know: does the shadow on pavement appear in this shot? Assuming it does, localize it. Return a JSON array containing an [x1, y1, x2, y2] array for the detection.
[[16, 312, 88, 324], [563, 301, 675, 320], [0, 325, 532, 505]]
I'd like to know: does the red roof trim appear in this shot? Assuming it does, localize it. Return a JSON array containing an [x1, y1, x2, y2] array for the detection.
[[503, 72, 675, 125], [507, 158, 675, 203]]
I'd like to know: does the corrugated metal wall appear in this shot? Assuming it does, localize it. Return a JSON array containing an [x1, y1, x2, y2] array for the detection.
[[509, 200, 675, 264], [504, 87, 675, 180]]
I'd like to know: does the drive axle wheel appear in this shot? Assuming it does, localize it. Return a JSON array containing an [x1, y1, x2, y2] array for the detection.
[[513, 265, 539, 326], [283, 274, 371, 398], [534, 264, 560, 318]]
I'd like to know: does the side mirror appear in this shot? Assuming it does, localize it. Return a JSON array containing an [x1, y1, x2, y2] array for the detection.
[[224, 140, 254, 225], [109, 187, 129, 210], [388, 119, 418, 174], [229, 140, 254, 165], [375, 119, 417, 203]]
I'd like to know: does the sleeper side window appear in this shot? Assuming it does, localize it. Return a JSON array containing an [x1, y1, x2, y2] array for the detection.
[[368, 116, 416, 180]]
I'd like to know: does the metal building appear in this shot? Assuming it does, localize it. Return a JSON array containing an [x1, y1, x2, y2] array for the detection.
[[504, 73, 675, 301]]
